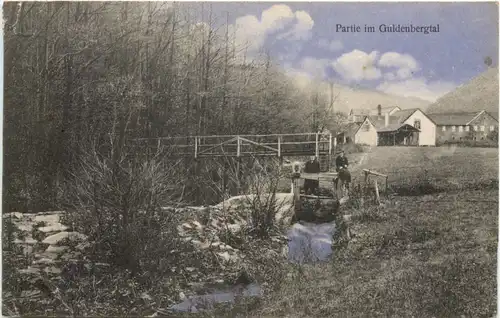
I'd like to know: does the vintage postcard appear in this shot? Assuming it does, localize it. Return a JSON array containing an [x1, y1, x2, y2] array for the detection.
[[2, 1, 498, 317]]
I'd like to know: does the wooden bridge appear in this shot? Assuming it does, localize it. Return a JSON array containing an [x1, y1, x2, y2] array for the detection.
[[130, 132, 338, 160]]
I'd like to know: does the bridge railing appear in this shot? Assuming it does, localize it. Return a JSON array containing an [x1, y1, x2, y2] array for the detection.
[[129, 133, 336, 158]]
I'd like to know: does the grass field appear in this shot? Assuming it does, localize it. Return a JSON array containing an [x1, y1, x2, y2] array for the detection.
[[250, 146, 498, 317]]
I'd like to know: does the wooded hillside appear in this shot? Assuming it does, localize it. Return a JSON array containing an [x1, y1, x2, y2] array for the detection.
[[4, 2, 342, 212]]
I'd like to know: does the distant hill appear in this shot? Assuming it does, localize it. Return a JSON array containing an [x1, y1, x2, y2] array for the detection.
[[328, 84, 431, 114], [427, 67, 499, 114]]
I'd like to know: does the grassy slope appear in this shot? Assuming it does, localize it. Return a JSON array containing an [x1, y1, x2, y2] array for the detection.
[[253, 146, 498, 317], [426, 67, 499, 115]]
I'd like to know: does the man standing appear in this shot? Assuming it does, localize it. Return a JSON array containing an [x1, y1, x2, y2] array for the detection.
[[335, 150, 349, 172], [335, 150, 351, 192], [304, 156, 321, 194]]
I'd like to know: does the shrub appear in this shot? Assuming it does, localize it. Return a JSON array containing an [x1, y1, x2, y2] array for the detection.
[[63, 145, 185, 274], [243, 159, 288, 237], [338, 143, 369, 154], [438, 139, 498, 148]]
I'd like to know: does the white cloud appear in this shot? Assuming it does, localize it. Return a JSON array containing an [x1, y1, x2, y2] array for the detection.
[[229, 5, 314, 57], [384, 72, 396, 81], [299, 57, 330, 79], [331, 50, 382, 82], [376, 77, 456, 102], [317, 39, 344, 52], [379, 52, 420, 79], [278, 10, 314, 41]]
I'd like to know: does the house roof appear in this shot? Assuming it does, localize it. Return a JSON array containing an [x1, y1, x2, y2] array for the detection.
[[336, 122, 362, 136], [372, 106, 400, 114], [350, 109, 371, 116], [377, 123, 421, 133], [428, 112, 482, 125], [368, 109, 415, 129], [350, 106, 400, 116]]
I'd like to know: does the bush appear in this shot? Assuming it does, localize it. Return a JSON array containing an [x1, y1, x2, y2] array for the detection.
[[338, 143, 369, 154], [243, 159, 288, 237], [63, 145, 184, 274], [438, 139, 498, 148]]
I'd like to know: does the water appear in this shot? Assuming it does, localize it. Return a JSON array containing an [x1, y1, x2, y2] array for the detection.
[[169, 221, 336, 313], [287, 221, 336, 264], [168, 283, 262, 313]]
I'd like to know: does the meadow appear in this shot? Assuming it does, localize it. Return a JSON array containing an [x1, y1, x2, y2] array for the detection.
[[248, 146, 498, 317]]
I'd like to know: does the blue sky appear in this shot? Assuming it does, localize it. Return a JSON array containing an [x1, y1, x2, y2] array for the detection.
[[194, 2, 498, 102]]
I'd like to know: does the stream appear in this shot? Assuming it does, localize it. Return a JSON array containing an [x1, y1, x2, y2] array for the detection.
[[168, 220, 336, 313]]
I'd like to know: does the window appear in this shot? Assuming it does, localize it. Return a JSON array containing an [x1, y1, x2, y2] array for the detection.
[[458, 126, 463, 132], [451, 126, 456, 132], [442, 126, 446, 132], [362, 123, 370, 132], [465, 126, 470, 132], [474, 125, 478, 131], [490, 125, 495, 131], [480, 125, 485, 132], [414, 119, 421, 129]]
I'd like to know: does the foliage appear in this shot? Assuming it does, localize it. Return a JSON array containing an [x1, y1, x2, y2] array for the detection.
[[3, 2, 345, 212], [62, 144, 183, 273]]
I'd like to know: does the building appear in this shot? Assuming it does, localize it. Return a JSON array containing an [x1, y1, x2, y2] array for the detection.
[[335, 117, 378, 146], [348, 105, 401, 123], [429, 110, 499, 143], [343, 105, 436, 146]]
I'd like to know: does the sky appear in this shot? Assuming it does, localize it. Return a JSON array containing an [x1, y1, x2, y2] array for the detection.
[[191, 2, 498, 103]]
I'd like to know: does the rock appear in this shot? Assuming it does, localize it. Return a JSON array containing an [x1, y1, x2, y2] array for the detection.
[[43, 266, 62, 275], [34, 214, 60, 224], [39, 224, 69, 233], [343, 214, 352, 222], [46, 245, 69, 253], [42, 232, 87, 245], [4, 212, 24, 219], [14, 237, 38, 244], [17, 223, 33, 232], [76, 242, 91, 251], [217, 251, 238, 262], [19, 267, 41, 275], [34, 258, 56, 265]]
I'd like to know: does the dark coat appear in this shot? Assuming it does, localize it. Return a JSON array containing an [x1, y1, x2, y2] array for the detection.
[[336, 155, 349, 169], [304, 160, 320, 173]]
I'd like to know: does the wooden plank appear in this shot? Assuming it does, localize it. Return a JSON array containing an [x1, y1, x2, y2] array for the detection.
[[362, 169, 388, 178], [300, 172, 338, 180], [300, 194, 334, 200], [374, 180, 381, 205]]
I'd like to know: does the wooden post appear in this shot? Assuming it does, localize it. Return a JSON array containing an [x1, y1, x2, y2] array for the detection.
[[374, 180, 381, 205], [277, 136, 281, 158], [315, 133, 319, 158], [236, 158, 241, 194], [328, 133, 333, 171], [385, 176, 389, 196], [194, 137, 198, 159], [292, 173, 301, 211], [237, 136, 241, 157]]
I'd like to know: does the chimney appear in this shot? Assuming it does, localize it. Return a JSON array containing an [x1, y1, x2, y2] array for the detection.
[[377, 104, 382, 116], [385, 112, 389, 127]]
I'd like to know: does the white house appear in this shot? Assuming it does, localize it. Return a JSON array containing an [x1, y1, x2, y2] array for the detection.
[[368, 108, 436, 146], [335, 117, 378, 146], [340, 107, 437, 146]]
